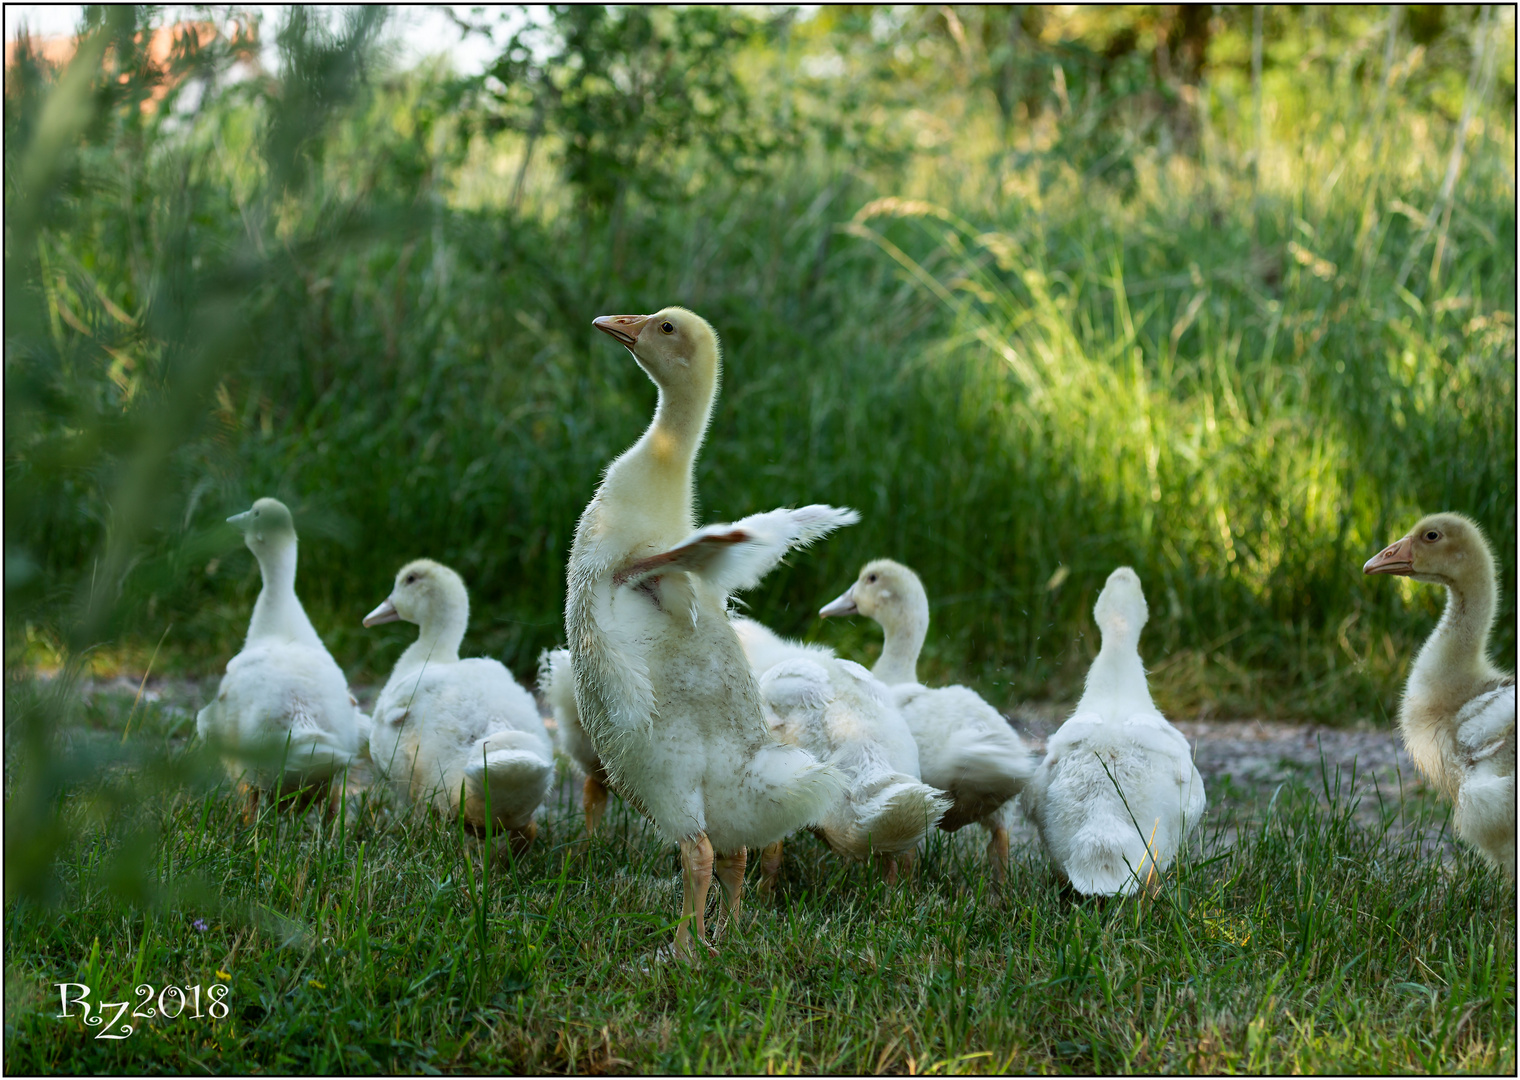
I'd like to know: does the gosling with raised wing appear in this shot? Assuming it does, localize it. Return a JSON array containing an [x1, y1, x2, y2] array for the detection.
[[566, 306, 850, 961]]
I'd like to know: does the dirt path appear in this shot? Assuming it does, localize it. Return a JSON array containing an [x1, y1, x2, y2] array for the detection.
[[1009, 704, 1423, 803], [1006, 703, 1452, 857], [64, 675, 1451, 853]]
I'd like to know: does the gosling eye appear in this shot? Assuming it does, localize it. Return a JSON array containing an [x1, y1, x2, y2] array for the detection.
[[866, 573, 878, 584], [660, 321, 675, 334], [404, 574, 418, 585], [1423, 530, 1441, 542]]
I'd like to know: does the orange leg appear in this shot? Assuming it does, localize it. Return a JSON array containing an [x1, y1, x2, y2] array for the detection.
[[713, 847, 747, 938], [755, 840, 784, 897], [986, 825, 1009, 883], [325, 767, 365, 823], [675, 834, 716, 962], [877, 851, 900, 886], [238, 780, 260, 825], [583, 774, 609, 835]]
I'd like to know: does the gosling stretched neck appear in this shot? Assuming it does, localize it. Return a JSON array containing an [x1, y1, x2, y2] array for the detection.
[[601, 361, 717, 542], [1404, 560, 1502, 722], [873, 591, 929, 686], [396, 604, 468, 673], [1078, 621, 1154, 717], [246, 537, 320, 646]]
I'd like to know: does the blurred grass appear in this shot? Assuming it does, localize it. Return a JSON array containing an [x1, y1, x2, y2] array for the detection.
[[4, 6, 1513, 724]]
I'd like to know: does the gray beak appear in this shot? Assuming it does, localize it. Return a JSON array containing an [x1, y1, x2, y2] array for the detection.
[[227, 510, 255, 527], [363, 598, 400, 627], [819, 586, 859, 618]]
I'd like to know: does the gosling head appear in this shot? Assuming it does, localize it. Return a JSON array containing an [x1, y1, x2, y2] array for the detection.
[[227, 497, 296, 555], [592, 306, 720, 394], [1363, 512, 1495, 590], [820, 559, 928, 631], [364, 558, 469, 630], [1093, 566, 1148, 641]]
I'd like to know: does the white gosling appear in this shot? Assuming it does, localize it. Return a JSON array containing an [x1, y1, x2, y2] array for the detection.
[[567, 306, 851, 961], [1023, 567, 1205, 895], [1365, 512, 1516, 879], [820, 559, 1036, 878], [538, 646, 613, 834], [732, 617, 949, 890], [364, 559, 554, 849], [196, 497, 368, 818]]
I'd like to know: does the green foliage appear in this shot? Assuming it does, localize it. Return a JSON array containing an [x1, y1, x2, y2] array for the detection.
[[470, 4, 770, 214], [265, 6, 388, 192], [4, 4, 1514, 714]]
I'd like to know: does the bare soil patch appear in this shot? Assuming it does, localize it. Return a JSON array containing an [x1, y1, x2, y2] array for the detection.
[[64, 675, 1454, 857]]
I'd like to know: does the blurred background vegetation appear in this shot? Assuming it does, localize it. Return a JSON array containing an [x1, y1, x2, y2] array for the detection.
[[5, 3, 1515, 728]]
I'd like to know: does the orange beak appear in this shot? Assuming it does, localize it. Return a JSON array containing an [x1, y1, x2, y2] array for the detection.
[[593, 314, 652, 347], [1363, 535, 1415, 576]]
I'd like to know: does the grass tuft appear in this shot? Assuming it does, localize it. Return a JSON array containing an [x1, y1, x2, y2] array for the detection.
[[3, 684, 1513, 1073]]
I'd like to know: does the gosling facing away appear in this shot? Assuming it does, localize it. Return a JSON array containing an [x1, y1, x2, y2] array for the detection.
[[1023, 567, 1206, 895]]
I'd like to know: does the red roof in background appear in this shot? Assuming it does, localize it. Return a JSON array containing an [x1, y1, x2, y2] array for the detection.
[[5, 19, 261, 109]]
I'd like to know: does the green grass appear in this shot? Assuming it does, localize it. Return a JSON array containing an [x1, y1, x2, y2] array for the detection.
[[4, 681, 1514, 1074]]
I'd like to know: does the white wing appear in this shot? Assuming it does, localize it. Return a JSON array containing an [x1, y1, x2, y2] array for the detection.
[[759, 657, 835, 717], [1455, 685, 1517, 766], [616, 505, 859, 594], [732, 615, 835, 675]]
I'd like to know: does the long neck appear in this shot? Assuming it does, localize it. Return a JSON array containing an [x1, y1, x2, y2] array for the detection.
[[1408, 571, 1498, 709], [600, 367, 715, 544], [874, 598, 929, 685], [1079, 628, 1154, 715], [246, 538, 319, 645], [395, 607, 467, 673]]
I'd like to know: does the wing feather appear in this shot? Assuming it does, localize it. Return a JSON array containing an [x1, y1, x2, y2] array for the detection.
[[616, 505, 858, 594]]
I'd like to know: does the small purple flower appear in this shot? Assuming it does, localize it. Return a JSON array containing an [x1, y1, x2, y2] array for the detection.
[[192, 918, 208, 932]]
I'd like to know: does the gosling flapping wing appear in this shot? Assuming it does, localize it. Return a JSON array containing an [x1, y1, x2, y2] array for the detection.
[[615, 505, 859, 594]]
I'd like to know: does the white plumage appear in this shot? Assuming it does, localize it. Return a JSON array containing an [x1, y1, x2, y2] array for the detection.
[[819, 559, 1037, 874], [1452, 686, 1517, 877], [1023, 567, 1205, 895], [734, 618, 949, 876], [619, 505, 861, 596], [538, 646, 613, 834], [569, 492, 855, 855], [567, 306, 851, 958], [196, 498, 368, 810], [364, 559, 553, 843]]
